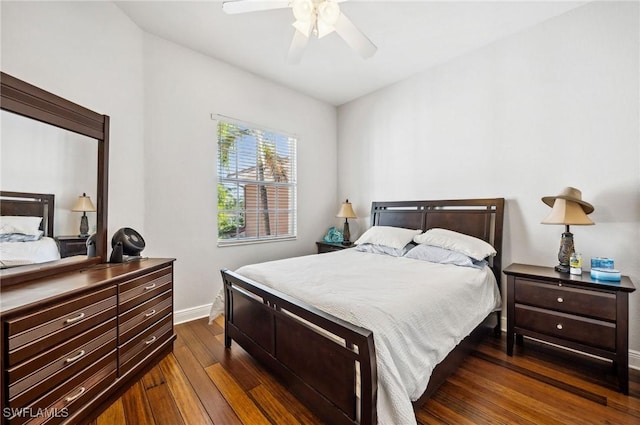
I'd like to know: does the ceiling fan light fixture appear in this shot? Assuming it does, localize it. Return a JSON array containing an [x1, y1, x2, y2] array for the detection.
[[292, 19, 313, 37], [318, 0, 340, 25], [292, 0, 314, 22]]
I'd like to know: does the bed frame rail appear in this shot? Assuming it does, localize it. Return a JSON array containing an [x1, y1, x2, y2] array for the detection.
[[221, 269, 377, 425]]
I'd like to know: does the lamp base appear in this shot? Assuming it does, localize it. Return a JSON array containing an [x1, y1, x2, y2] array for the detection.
[[342, 219, 351, 245], [555, 264, 570, 273]]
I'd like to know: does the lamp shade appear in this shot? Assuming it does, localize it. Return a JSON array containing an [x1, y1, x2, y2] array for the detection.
[[336, 200, 357, 218], [71, 193, 96, 213], [541, 199, 594, 226]]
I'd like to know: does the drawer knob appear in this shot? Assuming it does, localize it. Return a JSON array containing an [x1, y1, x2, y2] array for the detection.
[[144, 309, 157, 318], [65, 312, 86, 324], [557, 297, 564, 303], [144, 283, 157, 291], [65, 386, 86, 402], [556, 324, 563, 330], [65, 350, 86, 364], [145, 335, 157, 345]]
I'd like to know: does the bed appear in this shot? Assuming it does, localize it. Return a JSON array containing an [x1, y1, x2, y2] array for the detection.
[[215, 198, 505, 425], [0, 191, 61, 268]]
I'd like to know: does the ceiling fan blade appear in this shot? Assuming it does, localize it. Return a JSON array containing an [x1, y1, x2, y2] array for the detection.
[[287, 30, 309, 64], [333, 12, 377, 59], [222, 0, 290, 15]]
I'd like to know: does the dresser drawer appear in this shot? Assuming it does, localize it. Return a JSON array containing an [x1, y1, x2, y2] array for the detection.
[[7, 318, 117, 409], [119, 290, 172, 344], [119, 314, 173, 377], [6, 287, 117, 366], [6, 352, 116, 425], [119, 267, 172, 312], [514, 278, 616, 321], [515, 304, 615, 351]]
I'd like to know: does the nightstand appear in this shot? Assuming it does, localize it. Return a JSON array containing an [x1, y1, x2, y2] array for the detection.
[[504, 263, 636, 394], [316, 241, 352, 254], [55, 235, 88, 257]]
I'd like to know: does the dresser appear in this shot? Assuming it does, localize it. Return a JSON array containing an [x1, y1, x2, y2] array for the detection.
[[504, 263, 635, 394], [0, 258, 175, 425]]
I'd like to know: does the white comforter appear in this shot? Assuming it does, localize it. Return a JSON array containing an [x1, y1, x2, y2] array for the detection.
[[210, 249, 501, 425], [0, 237, 61, 268]]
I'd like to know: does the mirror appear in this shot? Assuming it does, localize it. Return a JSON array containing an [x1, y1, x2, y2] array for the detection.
[[0, 72, 109, 286], [1, 110, 98, 236]]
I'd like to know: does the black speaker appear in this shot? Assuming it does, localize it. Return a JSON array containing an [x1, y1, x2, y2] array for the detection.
[[110, 227, 145, 263], [86, 233, 97, 258]]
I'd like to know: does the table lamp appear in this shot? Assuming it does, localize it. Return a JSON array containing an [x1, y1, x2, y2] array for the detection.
[[541, 187, 594, 273], [72, 193, 96, 237], [336, 199, 357, 246]]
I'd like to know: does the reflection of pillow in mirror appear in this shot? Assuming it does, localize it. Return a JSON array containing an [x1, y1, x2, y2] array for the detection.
[[0, 230, 44, 242], [0, 216, 43, 236]]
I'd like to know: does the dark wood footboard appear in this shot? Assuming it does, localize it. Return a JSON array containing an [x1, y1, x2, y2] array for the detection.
[[221, 269, 378, 425]]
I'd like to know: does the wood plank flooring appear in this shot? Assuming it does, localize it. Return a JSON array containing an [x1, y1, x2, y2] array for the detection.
[[91, 317, 640, 424]]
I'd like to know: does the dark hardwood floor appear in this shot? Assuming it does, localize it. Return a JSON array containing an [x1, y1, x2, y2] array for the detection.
[[91, 317, 640, 424]]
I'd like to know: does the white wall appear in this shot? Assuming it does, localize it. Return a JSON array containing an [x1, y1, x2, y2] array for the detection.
[[338, 1, 640, 352], [142, 34, 337, 318], [1, 1, 146, 238], [1, 2, 338, 321]]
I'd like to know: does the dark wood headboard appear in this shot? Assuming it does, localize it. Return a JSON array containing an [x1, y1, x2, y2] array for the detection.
[[370, 198, 505, 281], [0, 191, 55, 237]]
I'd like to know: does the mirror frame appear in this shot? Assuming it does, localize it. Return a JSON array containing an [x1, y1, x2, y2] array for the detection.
[[0, 71, 109, 286]]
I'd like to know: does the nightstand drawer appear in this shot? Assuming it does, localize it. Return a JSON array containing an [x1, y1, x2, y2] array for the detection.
[[514, 278, 616, 321], [515, 304, 615, 351]]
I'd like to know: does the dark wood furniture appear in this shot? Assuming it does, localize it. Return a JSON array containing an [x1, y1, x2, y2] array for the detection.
[[0, 192, 55, 238], [316, 241, 351, 253], [0, 74, 175, 424], [504, 263, 636, 394], [221, 198, 504, 425], [55, 236, 88, 258], [1, 258, 175, 425], [0, 72, 109, 287]]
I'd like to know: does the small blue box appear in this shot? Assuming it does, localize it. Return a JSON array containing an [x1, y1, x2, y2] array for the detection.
[[591, 268, 621, 282], [591, 257, 614, 269]]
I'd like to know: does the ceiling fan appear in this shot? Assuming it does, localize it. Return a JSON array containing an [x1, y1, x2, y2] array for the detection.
[[222, 0, 377, 63]]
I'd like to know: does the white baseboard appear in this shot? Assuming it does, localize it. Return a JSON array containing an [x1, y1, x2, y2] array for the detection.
[[499, 316, 640, 370], [174, 304, 211, 324]]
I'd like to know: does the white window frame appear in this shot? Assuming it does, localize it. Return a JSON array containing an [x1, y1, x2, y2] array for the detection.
[[216, 116, 297, 246]]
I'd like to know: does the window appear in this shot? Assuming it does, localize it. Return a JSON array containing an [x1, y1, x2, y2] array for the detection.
[[217, 118, 297, 245]]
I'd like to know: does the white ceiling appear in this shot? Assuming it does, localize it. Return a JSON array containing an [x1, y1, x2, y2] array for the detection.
[[116, 1, 585, 106]]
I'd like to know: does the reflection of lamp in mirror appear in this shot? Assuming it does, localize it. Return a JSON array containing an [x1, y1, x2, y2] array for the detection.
[[72, 193, 96, 238], [541, 187, 594, 273], [336, 199, 357, 246]]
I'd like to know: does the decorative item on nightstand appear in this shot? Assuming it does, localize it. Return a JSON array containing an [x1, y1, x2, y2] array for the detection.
[[541, 187, 594, 273], [336, 199, 357, 246], [71, 192, 96, 237]]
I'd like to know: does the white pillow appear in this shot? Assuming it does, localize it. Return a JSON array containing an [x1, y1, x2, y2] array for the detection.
[[413, 228, 496, 261], [0, 216, 43, 236], [403, 244, 487, 269], [354, 226, 422, 250]]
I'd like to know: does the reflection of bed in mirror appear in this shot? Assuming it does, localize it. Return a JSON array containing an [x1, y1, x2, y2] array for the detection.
[[0, 191, 61, 268]]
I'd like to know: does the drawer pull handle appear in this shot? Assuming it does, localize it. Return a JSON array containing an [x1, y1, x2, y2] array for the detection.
[[145, 336, 157, 345], [145, 309, 157, 318], [65, 386, 86, 402], [556, 324, 563, 330], [557, 297, 564, 303], [65, 312, 86, 324], [144, 283, 156, 291], [65, 350, 86, 363]]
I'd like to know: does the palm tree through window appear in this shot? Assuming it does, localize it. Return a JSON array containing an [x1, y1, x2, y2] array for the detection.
[[217, 119, 297, 244]]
